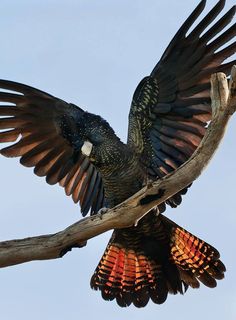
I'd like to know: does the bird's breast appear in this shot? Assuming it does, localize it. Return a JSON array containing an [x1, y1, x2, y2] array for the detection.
[[100, 156, 145, 208]]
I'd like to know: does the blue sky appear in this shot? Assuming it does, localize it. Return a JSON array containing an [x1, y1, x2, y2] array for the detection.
[[0, 0, 235, 319]]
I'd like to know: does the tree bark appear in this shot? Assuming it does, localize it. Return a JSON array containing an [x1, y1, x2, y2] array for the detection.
[[0, 68, 236, 268]]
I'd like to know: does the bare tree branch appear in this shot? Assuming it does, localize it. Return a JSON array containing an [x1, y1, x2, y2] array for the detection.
[[0, 68, 236, 269]]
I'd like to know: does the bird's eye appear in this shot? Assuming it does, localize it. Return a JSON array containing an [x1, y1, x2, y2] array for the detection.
[[89, 133, 103, 146]]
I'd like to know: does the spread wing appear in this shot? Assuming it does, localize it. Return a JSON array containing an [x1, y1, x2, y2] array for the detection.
[[0, 80, 104, 216], [128, 0, 236, 209]]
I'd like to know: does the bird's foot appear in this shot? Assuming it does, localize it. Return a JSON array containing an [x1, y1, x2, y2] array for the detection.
[[97, 207, 109, 219], [143, 177, 155, 189]]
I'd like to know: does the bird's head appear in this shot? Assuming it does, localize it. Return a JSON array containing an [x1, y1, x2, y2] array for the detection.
[[78, 113, 120, 167]]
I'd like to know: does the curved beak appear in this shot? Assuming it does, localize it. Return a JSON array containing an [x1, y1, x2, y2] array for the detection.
[[81, 140, 93, 157]]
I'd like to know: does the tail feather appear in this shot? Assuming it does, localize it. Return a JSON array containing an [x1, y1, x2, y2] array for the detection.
[[91, 212, 225, 308], [91, 246, 183, 307], [91, 242, 171, 307], [165, 217, 226, 288]]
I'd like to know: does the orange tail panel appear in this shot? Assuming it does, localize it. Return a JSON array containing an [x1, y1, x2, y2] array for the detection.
[[170, 226, 225, 288]]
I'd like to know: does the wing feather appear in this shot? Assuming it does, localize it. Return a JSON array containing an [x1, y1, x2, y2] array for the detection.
[[0, 80, 104, 215], [128, 1, 236, 209]]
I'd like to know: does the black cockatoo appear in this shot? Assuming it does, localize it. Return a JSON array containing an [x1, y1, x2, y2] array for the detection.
[[0, 0, 235, 308]]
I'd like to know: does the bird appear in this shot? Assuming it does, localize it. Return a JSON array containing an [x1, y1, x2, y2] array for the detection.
[[0, 0, 235, 308]]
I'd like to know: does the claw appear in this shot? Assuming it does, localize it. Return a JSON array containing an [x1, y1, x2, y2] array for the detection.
[[143, 176, 155, 189], [97, 207, 109, 219]]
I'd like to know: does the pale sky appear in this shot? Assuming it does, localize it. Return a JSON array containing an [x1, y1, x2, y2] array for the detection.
[[0, 1, 235, 319]]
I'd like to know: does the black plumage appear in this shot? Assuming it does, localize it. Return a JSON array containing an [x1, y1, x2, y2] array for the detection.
[[0, 0, 234, 307]]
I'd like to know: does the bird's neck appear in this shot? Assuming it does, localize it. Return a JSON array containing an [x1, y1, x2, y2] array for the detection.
[[96, 139, 134, 173], [96, 141, 145, 208]]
